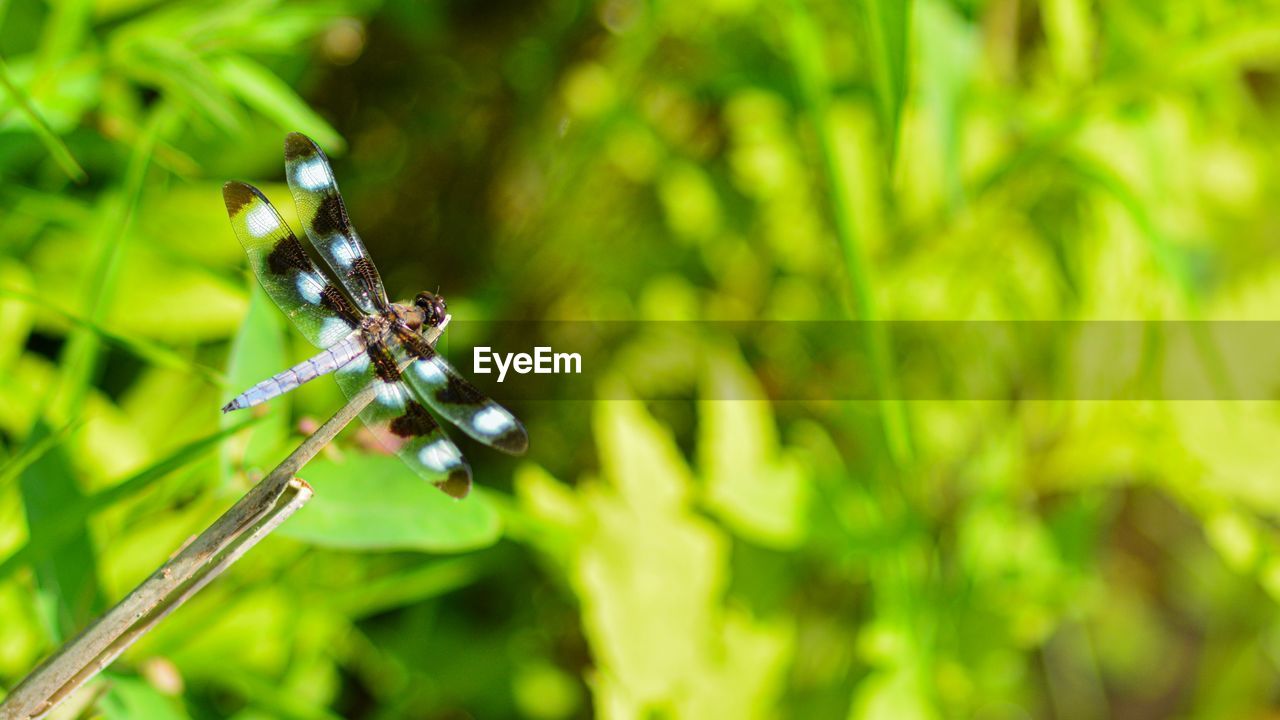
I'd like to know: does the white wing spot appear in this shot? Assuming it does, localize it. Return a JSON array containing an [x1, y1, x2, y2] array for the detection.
[[415, 360, 446, 384], [295, 274, 323, 304], [375, 382, 405, 408], [329, 237, 357, 269], [245, 204, 280, 237], [418, 438, 462, 473], [293, 157, 331, 192], [342, 354, 370, 374], [473, 406, 513, 437]]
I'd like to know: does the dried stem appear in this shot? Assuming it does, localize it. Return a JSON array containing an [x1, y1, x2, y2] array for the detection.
[[0, 387, 373, 719], [0, 320, 446, 720]]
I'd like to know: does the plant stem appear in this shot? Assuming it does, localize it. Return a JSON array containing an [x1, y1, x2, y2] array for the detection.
[[0, 387, 373, 720], [786, 0, 915, 468]]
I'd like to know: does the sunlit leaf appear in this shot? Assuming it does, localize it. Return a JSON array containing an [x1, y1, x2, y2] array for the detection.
[[1043, 0, 1095, 82], [595, 398, 694, 513], [698, 347, 808, 548], [519, 402, 793, 715], [0, 261, 35, 373]]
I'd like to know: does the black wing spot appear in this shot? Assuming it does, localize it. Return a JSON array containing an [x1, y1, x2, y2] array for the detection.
[[319, 284, 361, 326], [222, 182, 255, 215], [367, 339, 401, 383], [285, 132, 322, 162], [350, 255, 385, 305], [266, 236, 314, 276], [389, 400, 438, 438], [437, 374, 485, 405], [311, 194, 346, 237], [435, 468, 471, 499], [493, 426, 529, 455], [395, 329, 434, 360]]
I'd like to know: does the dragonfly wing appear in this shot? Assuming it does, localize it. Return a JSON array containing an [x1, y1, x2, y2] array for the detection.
[[284, 133, 389, 315], [223, 181, 363, 348], [334, 334, 472, 499], [395, 329, 528, 455]]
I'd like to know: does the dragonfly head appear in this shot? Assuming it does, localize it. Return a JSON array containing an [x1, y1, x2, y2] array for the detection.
[[413, 291, 449, 328]]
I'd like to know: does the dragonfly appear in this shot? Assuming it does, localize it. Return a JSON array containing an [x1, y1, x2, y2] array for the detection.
[[220, 132, 527, 499]]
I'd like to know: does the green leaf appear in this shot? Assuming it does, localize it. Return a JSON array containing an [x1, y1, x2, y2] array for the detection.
[[223, 282, 289, 472], [698, 347, 808, 548], [0, 418, 258, 583], [18, 419, 103, 635], [0, 420, 82, 495], [99, 675, 189, 720], [848, 666, 937, 720], [212, 55, 344, 151], [279, 453, 502, 552], [595, 398, 696, 513], [326, 557, 486, 618], [0, 261, 36, 373]]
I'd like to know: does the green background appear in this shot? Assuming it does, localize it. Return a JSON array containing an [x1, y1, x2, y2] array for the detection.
[[1, 0, 1279, 717]]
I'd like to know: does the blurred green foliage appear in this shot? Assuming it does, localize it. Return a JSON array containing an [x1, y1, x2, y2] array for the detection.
[[2, 0, 1280, 718]]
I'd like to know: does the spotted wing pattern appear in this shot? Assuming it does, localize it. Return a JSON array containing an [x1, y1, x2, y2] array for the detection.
[[222, 181, 362, 349], [395, 329, 528, 455], [334, 334, 472, 499], [283, 133, 389, 315]]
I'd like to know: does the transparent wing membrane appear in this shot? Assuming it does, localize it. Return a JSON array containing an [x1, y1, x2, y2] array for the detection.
[[284, 133, 389, 314], [222, 181, 361, 349], [334, 335, 473, 499]]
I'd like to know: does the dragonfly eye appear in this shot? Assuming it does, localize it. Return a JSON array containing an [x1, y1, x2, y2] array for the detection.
[[414, 292, 447, 326]]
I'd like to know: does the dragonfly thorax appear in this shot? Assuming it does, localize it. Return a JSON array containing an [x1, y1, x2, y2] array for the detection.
[[222, 132, 526, 500], [383, 292, 446, 332]]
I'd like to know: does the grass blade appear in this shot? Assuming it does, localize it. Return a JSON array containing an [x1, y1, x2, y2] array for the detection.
[[0, 286, 226, 388], [859, 0, 912, 165], [0, 55, 86, 182], [56, 104, 165, 421], [19, 419, 104, 635], [0, 417, 260, 584], [212, 54, 344, 151], [0, 420, 83, 494], [786, 0, 914, 467]]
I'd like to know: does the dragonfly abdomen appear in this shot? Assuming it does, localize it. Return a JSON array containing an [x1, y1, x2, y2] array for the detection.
[[222, 332, 366, 413]]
